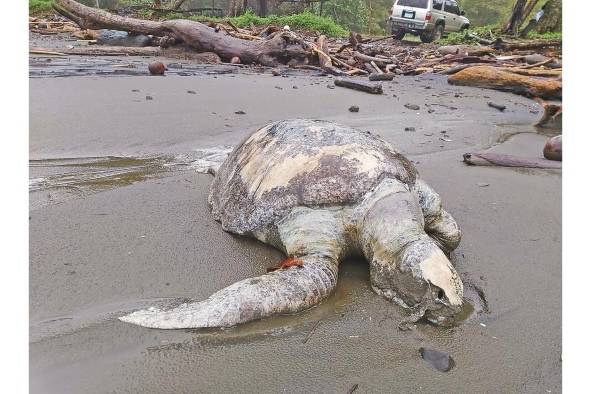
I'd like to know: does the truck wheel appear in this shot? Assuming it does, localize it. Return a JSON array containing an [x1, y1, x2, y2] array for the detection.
[[392, 29, 406, 40], [420, 24, 443, 43]]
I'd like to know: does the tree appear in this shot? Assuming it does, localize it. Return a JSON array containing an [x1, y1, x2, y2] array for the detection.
[[503, 0, 527, 35], [535, 0, 561, 33]]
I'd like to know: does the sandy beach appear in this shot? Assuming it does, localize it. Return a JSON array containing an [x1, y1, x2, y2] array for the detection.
[[30, 62, 561, 393]]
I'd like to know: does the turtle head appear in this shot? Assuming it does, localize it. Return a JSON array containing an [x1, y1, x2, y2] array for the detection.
[[371, 241, 464, 327]]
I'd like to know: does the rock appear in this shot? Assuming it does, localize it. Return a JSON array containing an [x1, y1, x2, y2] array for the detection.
[[404, 127, 415, 132], [148, 61, 166, 76], [327, 85, 335, 89], [524, 54, 548, 65], [477, 182, 490, 187], [292, 86, 298, 89], [131, 89, 140, 92], [419, 347, 455, 372], [187, 90, 196, 94], [97, 29, 151, 47], [145, 96, 153, 101], [271, 68, 281, 76], [231, 56, 241, 64], [234, 110, 246, 115], [275, 86, 283, 90], [543, 135, 562, 161], [349, 105, 360, 113], [404, 104, 420, 111]]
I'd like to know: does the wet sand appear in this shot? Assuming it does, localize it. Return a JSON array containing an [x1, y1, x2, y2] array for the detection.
[[30, 63, 561, 393]]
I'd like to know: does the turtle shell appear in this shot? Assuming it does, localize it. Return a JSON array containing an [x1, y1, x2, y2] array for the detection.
[[208, 119, 418, 234]]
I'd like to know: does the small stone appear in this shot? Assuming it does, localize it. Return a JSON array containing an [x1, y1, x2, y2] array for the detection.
[[327, 85, 335, 89], [440, 130, 448, 134], [404, 127, 415, 132], [477, 182, 490, 187], [292, 85, 298, 89], [275, 86, 283, 90], [234, 110, 246, 115], [231, 56, 241, 64], [428, 109, 435, 113], [349, 105, 359, 113], [131, 89, 140, 92], [424, 133, 433, 136], [419, 347, 455, 372], [145, 95, 153, 100], [404, 103, 420, 111], [187, 90, 196, 94], [543, 135, 562, 161], [440, 136, 452, 142], [271, 68, 281, 76]]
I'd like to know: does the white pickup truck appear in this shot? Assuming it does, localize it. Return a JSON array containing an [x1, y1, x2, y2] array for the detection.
[[387, 0, 471, 43]]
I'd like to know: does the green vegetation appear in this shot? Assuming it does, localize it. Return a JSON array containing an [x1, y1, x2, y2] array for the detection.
[[29, 0, 54, 14], [524, 30, 562, 40], [181, 10, 349, 38], [438, 24, 500, 45]]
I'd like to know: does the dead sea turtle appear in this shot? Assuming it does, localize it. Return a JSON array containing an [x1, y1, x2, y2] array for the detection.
[[120, 119, 464, 329]]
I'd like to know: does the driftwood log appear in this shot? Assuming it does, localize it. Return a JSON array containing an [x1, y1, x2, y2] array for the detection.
[[53, 0, 310, 66], [334, 78, 383, 94], [463, 152, 562, 169], [448, 66, 561, 99]]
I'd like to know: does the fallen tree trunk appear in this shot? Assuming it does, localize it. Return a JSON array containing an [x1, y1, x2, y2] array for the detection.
[[463, 152, 561, 169], [492, 38, 562, 50], [334, 78, 383, 94], [53, 0, 310, 66], [448, 66, 561, 99]]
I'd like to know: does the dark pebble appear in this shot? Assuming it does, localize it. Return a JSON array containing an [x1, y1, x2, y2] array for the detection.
[[145, 96, 153, 100], [187, 90, 196, 94], [420, 347, 455, 372], [235, 110, 246, 115], [349, 105, 359, 113], [405, 127, 415, 132]]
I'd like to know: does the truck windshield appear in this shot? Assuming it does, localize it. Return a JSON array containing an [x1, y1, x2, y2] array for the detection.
[[397, 0, 429, 8]]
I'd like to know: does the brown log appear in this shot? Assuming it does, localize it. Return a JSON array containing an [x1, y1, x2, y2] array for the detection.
[[492, 38, 562, 50], [334, 78, 383, 94], [53, 0, 310, 67], [369, 73, 395, 81], [353, 51, 393, 65], [448, 66, 561, 99], [463, 152, 561, 169], [499, 67, 561, 77]]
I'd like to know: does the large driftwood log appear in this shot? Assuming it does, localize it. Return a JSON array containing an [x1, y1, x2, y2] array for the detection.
[[448, 66, 561, 99], [53, 0, 310, 66], [492, 38, 562, 51], [463, 152, 561, 169]]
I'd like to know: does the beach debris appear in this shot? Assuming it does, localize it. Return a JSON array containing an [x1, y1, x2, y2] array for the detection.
[[534, 98, 562, 129], [419, 347, 455, 372], [148, 61, 166, 76], [348, 105, 359, 113], [404, 104, 420, 111], [449, 66, 561, 100], [42, 2, 561, 82], [369, 73, 395, 81], [334, 78, 383, 94], [302, 319, 321, 344], [463, 152, 562, 169], [543, 135, 562, 161], [487, 101, 506, 111]]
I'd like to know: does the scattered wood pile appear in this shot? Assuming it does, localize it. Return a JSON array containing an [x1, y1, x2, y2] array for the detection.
[[31, 1, 561, 100]]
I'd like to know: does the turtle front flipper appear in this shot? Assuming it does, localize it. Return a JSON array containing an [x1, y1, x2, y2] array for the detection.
[[119, 208, 346, 329], [414, 179, 462, 255], [358, 179, 464, 326]]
